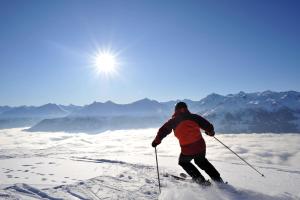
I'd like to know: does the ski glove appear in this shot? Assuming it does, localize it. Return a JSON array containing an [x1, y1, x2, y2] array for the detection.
[[205, 130, 215, 137], [151, 139, 161, 147]]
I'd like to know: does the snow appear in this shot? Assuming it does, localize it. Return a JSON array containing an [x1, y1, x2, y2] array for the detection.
[[0, 128, 300, 199]]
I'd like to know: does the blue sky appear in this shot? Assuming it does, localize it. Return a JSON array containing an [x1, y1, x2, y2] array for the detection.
[[0, 0, 299, 106]]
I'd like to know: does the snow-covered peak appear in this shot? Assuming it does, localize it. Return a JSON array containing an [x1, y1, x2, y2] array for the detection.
[[0, 106, 12, 114], [104, 100, 116, 105], [0, 103, 68, 118], [39, 103, 63, 111], [132, 98, 160, 105], [206, 93, 225, 99], [1, 91, 300, 133], [58, 104, 82, 113], [71, 98, 167, 117], [198, 90, 300, 114]]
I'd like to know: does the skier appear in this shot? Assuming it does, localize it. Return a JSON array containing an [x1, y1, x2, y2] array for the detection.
[[152, 102, 223, 185]]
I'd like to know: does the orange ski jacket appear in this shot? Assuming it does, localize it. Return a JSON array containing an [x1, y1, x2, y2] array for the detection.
[[154, 111, 214, 155]]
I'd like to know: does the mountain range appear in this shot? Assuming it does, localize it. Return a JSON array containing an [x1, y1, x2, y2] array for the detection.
[[0, 90, 299, 133]]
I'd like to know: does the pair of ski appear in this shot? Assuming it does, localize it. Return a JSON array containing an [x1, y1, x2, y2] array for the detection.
[[163, 173, 189, 181], [163, 172, 241, 196], [163, 172, 228, 187]]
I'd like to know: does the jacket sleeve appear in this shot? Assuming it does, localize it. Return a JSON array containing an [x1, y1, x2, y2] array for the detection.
[[154, 119, 174, 143], [194, 114, 214, 132]]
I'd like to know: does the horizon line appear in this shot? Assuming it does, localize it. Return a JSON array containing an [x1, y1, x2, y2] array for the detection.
[[1, 89, 298, 107]]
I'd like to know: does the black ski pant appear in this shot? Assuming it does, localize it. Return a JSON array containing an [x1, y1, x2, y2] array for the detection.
[[178, 150, 221, 181]]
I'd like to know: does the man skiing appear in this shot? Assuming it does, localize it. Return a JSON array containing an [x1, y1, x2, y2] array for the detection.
[[152, 102, 223, 185]]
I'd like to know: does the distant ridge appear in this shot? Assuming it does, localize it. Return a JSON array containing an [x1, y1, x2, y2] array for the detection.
[[0, 90, 299, 133]]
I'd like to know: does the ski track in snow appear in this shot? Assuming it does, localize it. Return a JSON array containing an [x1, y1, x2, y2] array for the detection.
[[0, 128, 300, 199], [1, 161, 297, 200]]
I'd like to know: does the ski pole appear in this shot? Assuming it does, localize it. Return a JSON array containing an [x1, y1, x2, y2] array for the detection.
[[213, 136, 265, 177], [154, 147, 161, 193]]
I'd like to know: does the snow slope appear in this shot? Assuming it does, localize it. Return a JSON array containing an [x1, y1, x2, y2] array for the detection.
[[0, 128, 299, 199]]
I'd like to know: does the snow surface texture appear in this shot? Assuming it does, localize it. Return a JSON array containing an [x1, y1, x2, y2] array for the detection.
[[0, 128, 299, 199]]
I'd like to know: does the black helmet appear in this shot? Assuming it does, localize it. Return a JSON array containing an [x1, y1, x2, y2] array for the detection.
[[175, 102, 188, 111]]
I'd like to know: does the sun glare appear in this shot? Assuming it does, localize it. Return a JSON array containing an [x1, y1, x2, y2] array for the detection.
[[93, 50, 119, 76]]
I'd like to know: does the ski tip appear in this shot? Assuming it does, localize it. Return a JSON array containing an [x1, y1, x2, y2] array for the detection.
[[262, 174, 265, 177]]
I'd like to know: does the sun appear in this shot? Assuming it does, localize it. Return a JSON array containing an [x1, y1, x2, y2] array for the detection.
[[93, 50, 119, 76]]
